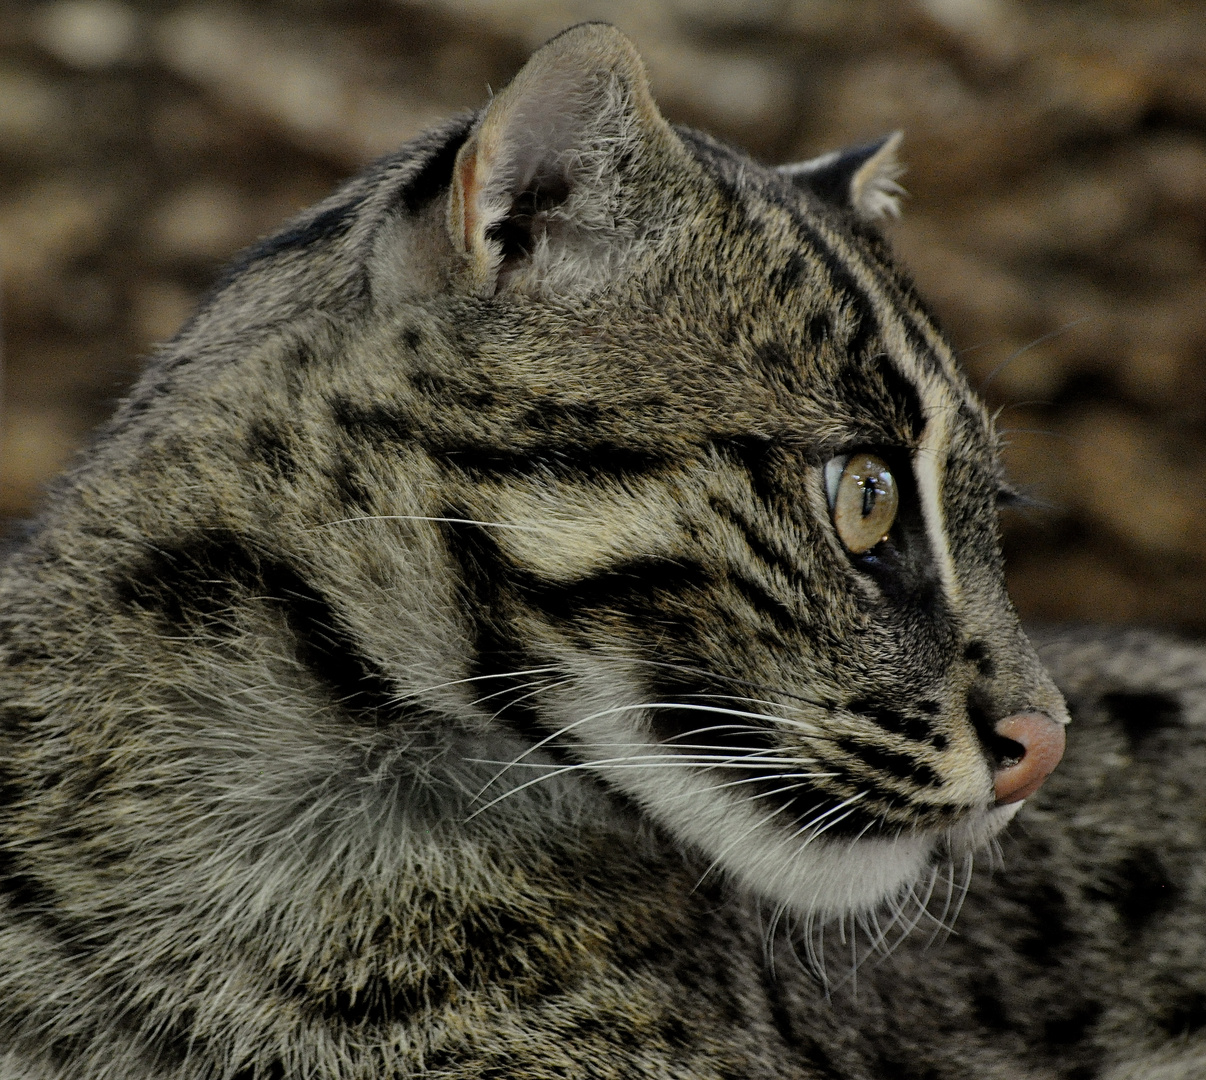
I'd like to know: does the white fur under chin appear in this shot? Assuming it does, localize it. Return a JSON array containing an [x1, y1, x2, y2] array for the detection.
[[539, 679, 1023, 921], [642, 767, 1023, 920]]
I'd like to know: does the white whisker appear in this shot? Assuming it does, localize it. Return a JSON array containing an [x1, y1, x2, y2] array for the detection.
[[308, 514, 544, 532]]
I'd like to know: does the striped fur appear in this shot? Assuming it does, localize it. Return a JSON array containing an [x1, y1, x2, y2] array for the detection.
[[0, 23, 1196, 1080]]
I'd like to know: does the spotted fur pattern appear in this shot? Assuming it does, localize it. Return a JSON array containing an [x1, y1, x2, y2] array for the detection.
[[0, 23, 1197, 1080]]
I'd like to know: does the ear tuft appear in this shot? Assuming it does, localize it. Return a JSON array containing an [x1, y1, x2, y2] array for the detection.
[[448, 23, 677, 296], [778, 132, 906, 222]]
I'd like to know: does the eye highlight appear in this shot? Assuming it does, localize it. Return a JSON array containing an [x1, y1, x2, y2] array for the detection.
[[824, 452, 899, 555]]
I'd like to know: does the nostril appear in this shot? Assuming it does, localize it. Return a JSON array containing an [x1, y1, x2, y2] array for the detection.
[[985, 730, 1025, 771], [991, 712, 1066, 805]]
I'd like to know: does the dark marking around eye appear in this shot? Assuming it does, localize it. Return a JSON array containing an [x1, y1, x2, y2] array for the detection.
[[1100, 690, 1183, 751], [874, 357, 926, 441]]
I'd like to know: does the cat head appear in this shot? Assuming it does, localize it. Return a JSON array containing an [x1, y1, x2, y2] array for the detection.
[[131, 23, 1067, 922]]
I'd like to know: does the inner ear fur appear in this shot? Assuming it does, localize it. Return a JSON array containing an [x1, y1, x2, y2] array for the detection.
[[447, 22, 681, 296]]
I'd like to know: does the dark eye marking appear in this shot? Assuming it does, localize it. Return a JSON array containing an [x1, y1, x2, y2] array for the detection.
[[873, 357, 926, 441]]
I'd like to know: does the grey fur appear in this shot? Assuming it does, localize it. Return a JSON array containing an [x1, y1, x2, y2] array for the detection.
[[0, 23, 1197, 1080]]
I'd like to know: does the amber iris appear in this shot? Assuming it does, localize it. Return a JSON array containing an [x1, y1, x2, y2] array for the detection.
[[830, 453, 898, 555]]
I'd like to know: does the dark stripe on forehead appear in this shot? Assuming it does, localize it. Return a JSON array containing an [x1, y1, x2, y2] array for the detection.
[[775, 212, 882, 363]]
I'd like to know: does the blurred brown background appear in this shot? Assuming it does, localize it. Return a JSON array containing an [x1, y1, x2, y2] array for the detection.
[[1, 0, 1204, 631]]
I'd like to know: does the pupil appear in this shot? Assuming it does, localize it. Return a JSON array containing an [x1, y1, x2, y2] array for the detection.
[[861, 478, 878, 518]]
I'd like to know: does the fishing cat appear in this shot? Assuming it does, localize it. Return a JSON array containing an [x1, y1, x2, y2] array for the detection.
[[0, 22, 1201, 1080]]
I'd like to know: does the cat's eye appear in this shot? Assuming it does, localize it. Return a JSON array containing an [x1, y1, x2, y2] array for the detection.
[[824, 452, 899, 555]]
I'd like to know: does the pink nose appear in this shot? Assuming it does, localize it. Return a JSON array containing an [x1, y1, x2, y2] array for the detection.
[[992, 712, 1066, 805]]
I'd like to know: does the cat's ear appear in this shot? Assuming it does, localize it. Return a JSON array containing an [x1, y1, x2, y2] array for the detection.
[[447, 22, 678, 296], [777, 133, 905, 222]]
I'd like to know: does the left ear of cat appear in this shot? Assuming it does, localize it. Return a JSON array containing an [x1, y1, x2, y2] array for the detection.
[[447, 22, 687, 297]]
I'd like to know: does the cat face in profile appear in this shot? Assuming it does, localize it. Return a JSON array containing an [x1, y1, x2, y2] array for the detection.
[[323, 23, 1068, 919], [13, 24, 1066, 936]]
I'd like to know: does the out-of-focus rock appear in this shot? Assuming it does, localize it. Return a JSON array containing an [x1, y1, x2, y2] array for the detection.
[[0, 407, 82, 518], [130, 279, 200, 346], [154, 6, 446, 165], [0, 180, 116, 298], [145, 182, 248, 263], [1063, 408, 1206, 558], [0, 67, 70, 155], [34, 0, 142, 69], [1005, 547, 1205, 630], [398, 0, 795, 143]]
